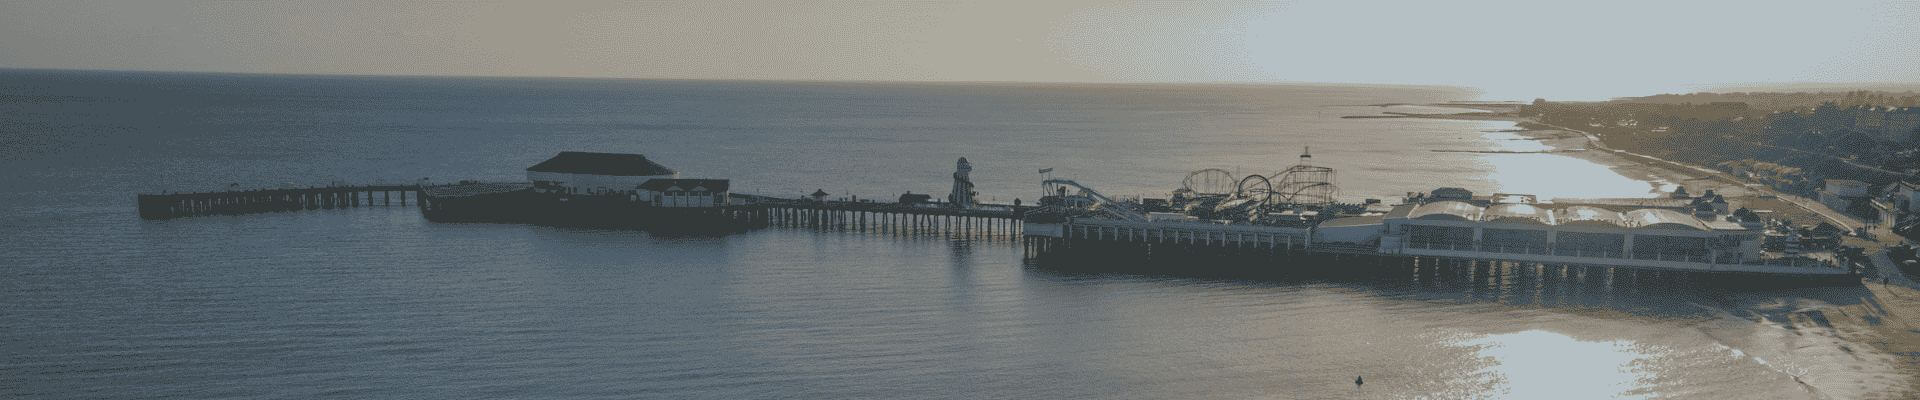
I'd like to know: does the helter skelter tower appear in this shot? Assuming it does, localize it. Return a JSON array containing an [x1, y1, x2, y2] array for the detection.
[[948, 157, 976, 209]]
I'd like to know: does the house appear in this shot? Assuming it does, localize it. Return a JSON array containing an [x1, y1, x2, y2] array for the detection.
[[1805, 222, 1845, 248], [527, 152, 676, 195], [1891, 180, 1920, 213], [637, 179, 729, 208], [1890, 110, 1920, 141], [1818, 179, 1871, 211], [1855, 107, 1920, 142], [1856, 107, 1886, 132]]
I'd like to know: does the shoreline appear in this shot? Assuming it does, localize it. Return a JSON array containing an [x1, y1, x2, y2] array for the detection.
[[1506, 122, 1726, 197], [1392, 102, 1816, 205], [1396, 109, 1920, 396], [1372, 103, 1713, 199]]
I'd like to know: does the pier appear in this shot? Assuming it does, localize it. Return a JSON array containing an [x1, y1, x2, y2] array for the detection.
[[1010, 155, 1858, 282], [137, 185, 422, 219], [1019, 217, 1370, 260], [728, 196, 1030, 240], [139, 183, 1031, 239], [125, 149, 1859, 284]]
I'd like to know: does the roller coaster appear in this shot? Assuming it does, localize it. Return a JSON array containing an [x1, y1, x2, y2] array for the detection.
[[1206, 148, 1338, 211], [1038, 148, 1341, 224], [1269, 150, 1337, 206], [1041, 178, 1148, 222]]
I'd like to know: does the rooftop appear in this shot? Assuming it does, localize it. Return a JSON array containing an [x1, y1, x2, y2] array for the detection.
[[1484, 203, 1553, 225], [1407, 200, 1482, 221], [1394, 198, 1733, 232], [1546, 197, 1694, 209], [1622, 208, 1710, 231], [527, 152, 676, 177], [1556, 205, 1625, 227]]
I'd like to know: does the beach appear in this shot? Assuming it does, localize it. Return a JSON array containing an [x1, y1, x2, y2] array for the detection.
[[1399, 105, 1920, 396]]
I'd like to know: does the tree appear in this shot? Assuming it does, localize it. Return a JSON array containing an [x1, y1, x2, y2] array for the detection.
[[1763, 112, 1809, 144], [1809, 102, 1850, 134]]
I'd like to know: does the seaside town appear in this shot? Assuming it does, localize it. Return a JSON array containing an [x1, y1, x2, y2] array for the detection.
[[1514, 92, 1920, 280]]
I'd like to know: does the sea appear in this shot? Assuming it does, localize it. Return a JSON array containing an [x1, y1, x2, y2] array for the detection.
[[0, 69, 1909, 399]]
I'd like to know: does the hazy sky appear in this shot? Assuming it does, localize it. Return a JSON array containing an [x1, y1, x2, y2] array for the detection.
[[3, 0, 1918, 99]]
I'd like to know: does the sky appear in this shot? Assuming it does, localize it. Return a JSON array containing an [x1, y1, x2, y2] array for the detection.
[[2, 0, 1918, 100]]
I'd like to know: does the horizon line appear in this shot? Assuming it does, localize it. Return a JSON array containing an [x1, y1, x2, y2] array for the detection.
[[7, 66, 1920, 100], [0, 66, 1469, 90]]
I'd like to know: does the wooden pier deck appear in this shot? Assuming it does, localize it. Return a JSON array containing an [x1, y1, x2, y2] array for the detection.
[[134, 187, 1033, 241], [137, 185, 422, 219], [722, 195, 1032, 239]]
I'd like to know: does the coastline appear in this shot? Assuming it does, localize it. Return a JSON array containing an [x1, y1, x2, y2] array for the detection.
[[1513, 120, 1920, 398], [1395, 105, 1920, 396], [1507, 121, 1745, 197], [1362, 103, 1726, 198]]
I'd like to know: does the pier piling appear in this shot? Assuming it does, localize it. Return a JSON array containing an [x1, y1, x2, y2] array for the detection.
[[136, 184, 422, 220], [728, 197, 1026, 241]]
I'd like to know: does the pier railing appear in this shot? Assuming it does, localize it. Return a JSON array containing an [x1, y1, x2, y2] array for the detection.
[[1551, 248, 1625, 259], [1630, 252, 1709, 263], [1406, 241, 1719, 262], [137, 185, 422, 219], [732, 198, 1031, 240]]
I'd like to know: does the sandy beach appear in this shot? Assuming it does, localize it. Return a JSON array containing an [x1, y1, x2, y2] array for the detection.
[[1399, 105, 1920, 396]]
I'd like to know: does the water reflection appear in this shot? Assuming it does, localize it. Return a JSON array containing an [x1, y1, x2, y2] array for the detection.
[[1480, 154, 1664, 200], [1020, 255, 1883, 398], [1465, 121, 1672, 200], [1465, 329, 1652, 399], [1025, 255, 1869, 320]]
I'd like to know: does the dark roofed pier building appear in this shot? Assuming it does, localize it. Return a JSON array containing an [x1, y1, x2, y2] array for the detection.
[[421, 151, 748, 230], [527, 151, 677, 195]]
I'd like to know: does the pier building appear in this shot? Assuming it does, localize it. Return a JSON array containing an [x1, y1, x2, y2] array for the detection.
[[527, 151, 677, 195], [1020, 154, 1851, 280], [638, 179, 731, 208], [1022, 189, 1846, 279], [1377, 198, 1779, 273]]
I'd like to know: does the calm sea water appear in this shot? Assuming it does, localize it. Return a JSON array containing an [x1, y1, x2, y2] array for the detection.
[[0, 70, 1909, 399]]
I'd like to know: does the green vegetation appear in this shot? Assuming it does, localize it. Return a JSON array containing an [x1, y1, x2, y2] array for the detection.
[[1521, 91, 1920, 195]]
